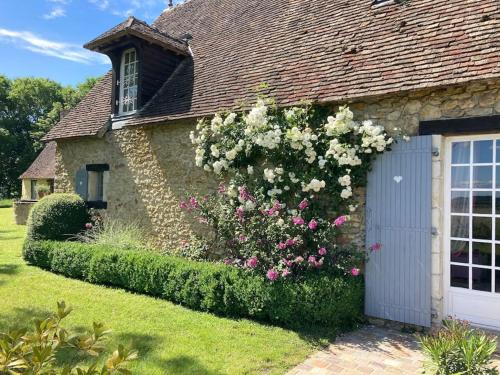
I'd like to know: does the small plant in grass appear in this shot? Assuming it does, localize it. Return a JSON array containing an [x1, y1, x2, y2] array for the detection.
[[419, 318, 499, 375], [0, 301, 137, 374], [75, 215, 152, 251]]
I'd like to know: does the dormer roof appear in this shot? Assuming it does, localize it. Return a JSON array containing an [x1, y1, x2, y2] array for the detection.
[[84, 16, 189, 56]]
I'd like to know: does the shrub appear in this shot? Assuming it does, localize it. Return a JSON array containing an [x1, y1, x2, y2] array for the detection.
[[23, 240, 364, 330], [0, 301, 137, 374], [183, 101, 394, 278], [26, 193, 89, 241], [75, 216, 152, 251], [419, 318, 499, 375]]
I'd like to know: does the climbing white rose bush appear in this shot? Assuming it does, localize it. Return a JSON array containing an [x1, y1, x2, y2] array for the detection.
[[183, 99, 392, 280]]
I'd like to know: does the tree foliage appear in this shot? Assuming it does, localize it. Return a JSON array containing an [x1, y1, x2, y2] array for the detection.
[[0, 75, 98, 198]]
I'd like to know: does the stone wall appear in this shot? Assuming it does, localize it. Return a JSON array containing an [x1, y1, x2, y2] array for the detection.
[[55, 78, 500, 325], [55, 121, 218, 250]]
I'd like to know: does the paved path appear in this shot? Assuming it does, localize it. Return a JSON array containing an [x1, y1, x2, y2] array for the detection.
[[288, 324, 500, 375], [288, 325, 426, 375]]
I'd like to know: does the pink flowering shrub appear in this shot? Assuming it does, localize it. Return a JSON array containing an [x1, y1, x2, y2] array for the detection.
[[182, 100, 392, 280], [181, 185, 364, 278]]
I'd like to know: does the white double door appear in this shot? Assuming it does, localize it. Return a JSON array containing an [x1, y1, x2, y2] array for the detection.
[[444, 135, 500, 329]]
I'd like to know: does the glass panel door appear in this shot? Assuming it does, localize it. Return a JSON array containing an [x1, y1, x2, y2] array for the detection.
[[449, 139, 498, 293]]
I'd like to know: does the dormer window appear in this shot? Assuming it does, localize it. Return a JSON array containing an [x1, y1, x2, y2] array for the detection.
[[83, 16, 190, 124], [119, 48, 139, 115]]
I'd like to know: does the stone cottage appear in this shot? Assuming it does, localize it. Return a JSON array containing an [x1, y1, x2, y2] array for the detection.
[[43, 0, 499, 328], [14, 141, 56, 224]]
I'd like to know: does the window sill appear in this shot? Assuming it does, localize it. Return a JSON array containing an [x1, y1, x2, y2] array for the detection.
[[86, 201, 108, 209], [372, 0, 395, 8], [110, 112, 138, 130]]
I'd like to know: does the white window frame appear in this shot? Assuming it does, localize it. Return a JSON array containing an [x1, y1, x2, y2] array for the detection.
[[444, 134, 500, 329], [119, 48, 139, 115]]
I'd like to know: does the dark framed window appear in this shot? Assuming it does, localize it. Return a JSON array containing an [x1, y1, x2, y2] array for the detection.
[[86, 164, 109, 209], [30, 180, 37, 200]]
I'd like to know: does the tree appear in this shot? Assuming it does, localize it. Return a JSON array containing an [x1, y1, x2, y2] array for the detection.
[[0, 76, 97, 198]]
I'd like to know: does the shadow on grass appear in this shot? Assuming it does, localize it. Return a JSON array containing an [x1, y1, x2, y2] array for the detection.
[[0, 228, 23, 241], [0, 306, 52, 332], [164, 355, 224, 375], [0, 264, 20, 275], [0, 264, 21, 286]]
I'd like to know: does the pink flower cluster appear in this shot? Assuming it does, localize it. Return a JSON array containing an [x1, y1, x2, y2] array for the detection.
[[370, 242, 382, 252], [308, 255, 324, 268], [276, 238, 297, 250], [246, 257, 258, 268], [235, 206, 245, 222], [238, 186, 255, 202], [180, 196, 200, 211], [308, 219, 318, 231], [298, 199, 309, 210], [263, 201, 282, 216], [292, 216, 305, 225], [266, 269, 279, 281], [333, 215, 347, 227], [266, 267, 291, 281]]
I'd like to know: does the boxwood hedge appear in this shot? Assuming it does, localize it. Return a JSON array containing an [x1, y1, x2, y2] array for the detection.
[[23, 240, 364, 330], [26, 193, 89, 241]]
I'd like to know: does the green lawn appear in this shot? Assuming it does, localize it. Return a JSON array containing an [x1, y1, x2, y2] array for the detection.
[[0, 207, 316, 374], [0, 198, 12, 208]]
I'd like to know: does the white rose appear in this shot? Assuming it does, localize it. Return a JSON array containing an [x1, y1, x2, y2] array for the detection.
[[210, 145, 220, 158], [341, 187, 353, 199], [225, 149, 237, 161]]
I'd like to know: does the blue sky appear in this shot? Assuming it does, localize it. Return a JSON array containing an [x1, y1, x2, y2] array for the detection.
[[0, 0, 176, 86]]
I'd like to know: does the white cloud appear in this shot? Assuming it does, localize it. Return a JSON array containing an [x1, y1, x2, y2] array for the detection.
[[0, 28, 109, 65], [43, 6, 66, 19], [88, 0, 170, 19], [89, 0, 110, 10]]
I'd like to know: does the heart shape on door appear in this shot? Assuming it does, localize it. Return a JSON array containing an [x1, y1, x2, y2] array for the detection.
[[393, 176, 403, 183]]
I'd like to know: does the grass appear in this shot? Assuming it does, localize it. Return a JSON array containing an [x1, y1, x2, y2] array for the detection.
[[0, 207, 317, 374], [0, 198, 12, 208]]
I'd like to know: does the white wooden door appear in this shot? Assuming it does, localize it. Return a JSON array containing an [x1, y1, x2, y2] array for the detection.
[[444, 135, 500, 329]]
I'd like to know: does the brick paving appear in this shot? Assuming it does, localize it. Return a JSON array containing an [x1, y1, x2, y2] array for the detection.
[[288, 325, 500, 375], [288, 325, 423, 375]]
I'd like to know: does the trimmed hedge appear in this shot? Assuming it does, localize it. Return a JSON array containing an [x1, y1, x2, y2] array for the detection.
[[23, 240, 364, 330], [26, 193, 89, 241]]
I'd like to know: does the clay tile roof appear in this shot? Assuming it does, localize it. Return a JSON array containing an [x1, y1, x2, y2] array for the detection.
[[19, 142, 56, 179], [46, 0, 500, 138], [84, 16, 189, 56], [43, 73, 112, 141]]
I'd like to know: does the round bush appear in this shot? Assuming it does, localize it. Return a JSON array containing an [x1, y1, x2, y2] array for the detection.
[[27, 193, 89, 241]]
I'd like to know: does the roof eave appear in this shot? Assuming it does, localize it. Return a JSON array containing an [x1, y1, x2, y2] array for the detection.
[[84, 29, 189, 56]]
